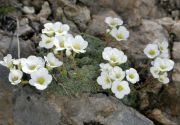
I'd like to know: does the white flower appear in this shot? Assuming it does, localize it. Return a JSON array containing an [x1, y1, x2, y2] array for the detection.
[[13, 58, 26, 65], [44, 53, 63, 68], [126, 68, 139, 84], [110, 26, 129, 41], [158, 72, 169, 84], [8, 69, 23, 85], [153, 57, 174, 72], [106, 29, 111, 33], [64, 35, 73, 50], [154, 39, 169, 53], [39, 34, 55, 49], [109, 66, 125, 81], [0, 54, 14, 68], [70, 35, 88, 53], [150, 66, 160, 78], [42, 23, 55, 37], [29, 68, 52, 90], [97, 72, 112, 89], [153, 39, 170, 58], [111, 80, 130, 99], [54, 34, 73, 51], [65, 49, 72, 57], [144, 44, 160, 59], [21, 56, 45, 74], [105, 17, 123, 28], [159, 50, 170, 58], [99, 63, 113, 73], [54, 22, 70, 36], [102, 47, 127, 66]]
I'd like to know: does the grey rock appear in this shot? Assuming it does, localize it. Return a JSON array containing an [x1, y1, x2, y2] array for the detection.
[[86, 10, 119, 36], [37, 1, 51, 22], [172, 21, 180, 41], [0, 31, 35, 59], [172, 63, 180, 96], [134, 0, 167, 18], [48, 0, 76, 17], [22, 6, 35, 14], [171, 10, 179, 20], [64, 5, 91, 31], [149, 109, 178, 125], [13, 91, 60, 125], [47, 94, 155, 125], [54, 7, 64, 20], [0, 66, 13, 125], [20, 0, 45, 11], [156, 17, 175, 32], [15, 18, 34, 36], [79, 0, 114, 13], [172, 63, 180, 82], [173, 42, 180, 61], [62, 18, 80, 33]]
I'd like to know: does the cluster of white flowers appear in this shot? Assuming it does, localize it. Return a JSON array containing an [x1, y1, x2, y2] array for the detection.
[[0, 22, 88, 90], [97, 47, 139, 99], [105, 17, 129, 41], [0, 54, 57, 90], [39, 22, 88, 56], [144, 39, 174, 84]]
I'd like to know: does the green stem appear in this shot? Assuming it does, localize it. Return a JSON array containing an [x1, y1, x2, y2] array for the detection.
[[71, 52, 77, 69]]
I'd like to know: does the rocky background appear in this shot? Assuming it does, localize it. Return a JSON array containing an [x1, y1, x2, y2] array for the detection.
[[0, 0, 180, 125]]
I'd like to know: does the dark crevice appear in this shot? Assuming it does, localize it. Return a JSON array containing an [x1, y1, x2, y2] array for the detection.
[[84, 121, 103, 125]]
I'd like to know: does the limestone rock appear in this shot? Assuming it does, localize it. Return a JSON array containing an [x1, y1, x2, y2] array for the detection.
[[64, 5, 91, 31], [79, 0, 114, 13], [149, 109, 177, 125], [22, 6, 35, 14], [0, 31, 35, 59], [173, 42, 180, 61], [86, 10, 119, 36], [156, 17, 175, 32], [37, 1, 51, 22], [15, 18, 33, 36], [172, 21, 180, 41]]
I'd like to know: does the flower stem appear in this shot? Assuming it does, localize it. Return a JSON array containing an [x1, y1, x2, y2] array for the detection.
[[71, 52, 77, 69], [16, 18, 20, 59]]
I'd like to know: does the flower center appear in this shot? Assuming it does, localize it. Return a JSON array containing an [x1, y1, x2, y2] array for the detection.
[[49, 61, 55, 66], [117, 85, 123, 91], [116, 34, 123, 39], [58, 29, 63, 33], [73, 43, 81, 50], [110, 56, 117, 62], [29, 65, 36, 70], [154, 70, 159, 74], [36, 77, 45, 85], [159, 77, 164, 82], [149, 49, 155, 56], [159, 46, 164, 51], [110, 21, 117, 26], [129, 74, 135, 79], [59, 41, 64, 48], [115, 74, 121, 79], [160, 65, 167, 70], [46, 39, 52, 44], [12, 76, 19, 82], [105, 77, 111, 84]]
